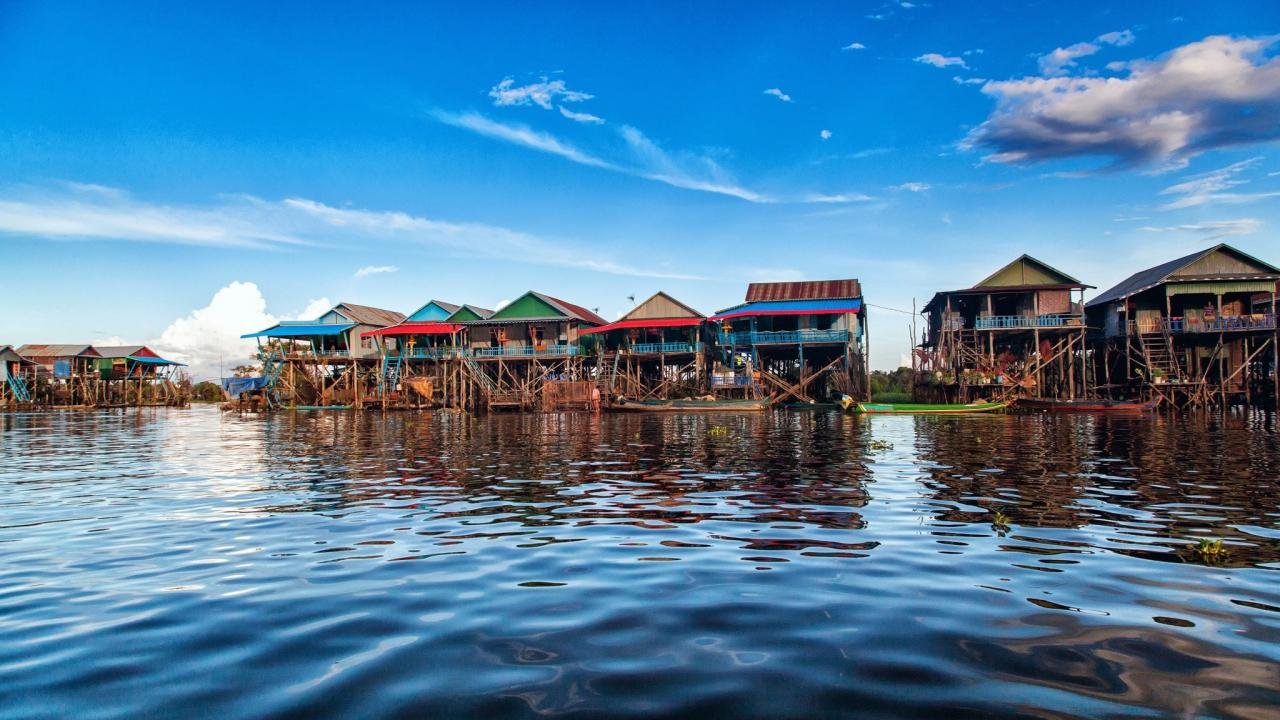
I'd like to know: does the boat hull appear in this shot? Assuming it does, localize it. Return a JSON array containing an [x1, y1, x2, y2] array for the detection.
[[610, 399, 770, 413], [855, 401, 1007, 415], [1015, 398, 1157, 414]]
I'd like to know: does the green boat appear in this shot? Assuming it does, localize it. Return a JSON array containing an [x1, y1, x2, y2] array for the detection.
[[852, 401, 1007, 415]]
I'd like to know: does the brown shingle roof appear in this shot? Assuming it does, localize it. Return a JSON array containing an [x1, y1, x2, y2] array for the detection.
[[333, 302, 406, 327], [16, 344, 101, 359], [745, 279, 862, 302]]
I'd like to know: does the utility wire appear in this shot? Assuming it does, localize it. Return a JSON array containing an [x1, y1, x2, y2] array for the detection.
[[865, 302, 916, 315]]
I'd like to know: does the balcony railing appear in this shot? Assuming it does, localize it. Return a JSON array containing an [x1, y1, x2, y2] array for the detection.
[[471, 344, 580, 358], [974, 314, 1083, 330], [1133, 314, 1276, 335], [402, 347, 463, 359], [719, 329, 850, 346], [628, 342, 702, 354]]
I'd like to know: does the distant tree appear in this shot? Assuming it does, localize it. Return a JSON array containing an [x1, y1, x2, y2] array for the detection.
[[231, 365, 258, 378], [191, 381, 224, 402]]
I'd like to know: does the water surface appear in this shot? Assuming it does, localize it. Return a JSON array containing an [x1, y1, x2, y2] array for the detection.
[[2, 407, 1279, 718]]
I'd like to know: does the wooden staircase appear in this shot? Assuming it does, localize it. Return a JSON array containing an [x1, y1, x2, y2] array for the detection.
[[1137, 330, 1181, 381]]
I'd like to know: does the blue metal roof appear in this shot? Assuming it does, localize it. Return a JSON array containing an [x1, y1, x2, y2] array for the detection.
[[711, 298, 862, 320], [241, 323, 355, 339], [128, 356, 185, 366]]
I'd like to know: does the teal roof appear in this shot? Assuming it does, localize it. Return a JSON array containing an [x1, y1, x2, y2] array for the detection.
[[241, 323, 355, 339]]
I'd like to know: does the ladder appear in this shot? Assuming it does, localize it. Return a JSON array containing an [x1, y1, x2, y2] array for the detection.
[[5, 370, 31, 403], [380, 354, 403, 395], [462, 355, 500, 394], [1137, 330, 1180, 381], [596, 352, 622, 394], [262, 348, 287, 408]]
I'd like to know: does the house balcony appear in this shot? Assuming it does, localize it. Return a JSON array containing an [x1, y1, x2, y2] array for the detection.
[[470, 344, 580, 358], [627, 341, 703, 354], [401, 347, 464, 359], [974, 314, 1084, 330], [1132, 314, 1276, 335], [719, 329, 850, 346]]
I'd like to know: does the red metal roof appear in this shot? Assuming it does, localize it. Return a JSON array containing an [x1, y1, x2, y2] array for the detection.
[[745, 279, 861, 302], [362, 322, 462, 337], [580, 318, 703, 335]]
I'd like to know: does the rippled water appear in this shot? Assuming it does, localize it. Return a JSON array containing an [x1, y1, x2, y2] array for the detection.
[[2, 407, 1279, 719]]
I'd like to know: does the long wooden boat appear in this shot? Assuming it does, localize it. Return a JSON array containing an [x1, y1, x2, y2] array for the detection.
[[854, 401, 1007, 415], [610, 397, 770, 413], [1015, 398, 1157, 414]]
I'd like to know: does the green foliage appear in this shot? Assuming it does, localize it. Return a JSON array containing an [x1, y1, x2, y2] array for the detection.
[[1184, 538, 1229, 565], [871, 392, 912, 403], [869, 367, 913, 396], [191, 381, 224, 402]]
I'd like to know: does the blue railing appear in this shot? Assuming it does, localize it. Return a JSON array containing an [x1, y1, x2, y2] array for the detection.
[[471, 344, 580, 358], [629, 342, 702, 354], [719, 329, 850, 346], [711, 375, 754, 387], [404, 347, 462, 359], [975, 315, 1079, 329]]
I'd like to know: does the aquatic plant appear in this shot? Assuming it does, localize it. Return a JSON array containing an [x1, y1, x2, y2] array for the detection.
[[991, 510, 1011, 534], [1184, 538, 1230, 565], [868, 439, 894, 451]]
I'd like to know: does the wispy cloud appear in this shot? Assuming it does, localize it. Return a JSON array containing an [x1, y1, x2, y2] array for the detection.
[[1039, 30, 1136, 75], [354, 265, 398, 278], [1156, 157, 1280, 209], [432, 110, 613, 169], [1139, 218, 1262, 239], [763, 87, 793, 103], [915, 53, 967, 69], [842, 42, 866, 51], [964, 35, 1280, 168], [0, 182, 703, 280], [558, 106, 604, 124], [432, 109, 868, 205], [489, 77, 592, 110], [952, 76, 987, 85], [819, 129, 832, 140], [891, 182, 932, 192], [803, 192, 874, 203]]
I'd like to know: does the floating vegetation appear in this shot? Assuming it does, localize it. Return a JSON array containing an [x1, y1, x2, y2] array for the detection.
[[1183, 538, 1230, 566], [991, 510, 1012, 534], [868, 439, 894, 451]]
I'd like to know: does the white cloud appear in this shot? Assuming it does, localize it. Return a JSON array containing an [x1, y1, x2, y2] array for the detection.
[[1157, 157, 1280, 209], [432, 110, 613, 169], [953, 76, 987, 85], [1039, 30, 1137, 76], [0, 181, 702, 280], [489, 77, 592, 110], [763, 87, 793, 103], [820, 129, 832, 140], [354, 265, 398, 278], [1139, 218, 1262, 238], [892, 182, 932, 192], [494, 299, 511, 310], [151, 282, 276, 380], [843, 42, 866, 51], [900, 1, 915, 7], [802, 192, 873, 203], [964, 35, 1280, 168], [1038, 42, 1100, 75], [558, 106, 605, 124], [1097, 30, 1136, 47], [915, 53, 967, 69]]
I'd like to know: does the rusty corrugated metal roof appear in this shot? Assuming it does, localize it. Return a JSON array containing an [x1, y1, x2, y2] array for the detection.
[[745, 279, 861, 302], [16, 344, 101, 359]]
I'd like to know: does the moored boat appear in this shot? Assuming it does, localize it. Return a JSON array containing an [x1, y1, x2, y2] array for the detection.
[[854, 401, 1007, 414], [610, 397, 770, 412], [1015, 398, 1157, 414]]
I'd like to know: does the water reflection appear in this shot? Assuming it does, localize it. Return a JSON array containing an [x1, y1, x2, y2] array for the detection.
[[1, 407, 1278, 719]]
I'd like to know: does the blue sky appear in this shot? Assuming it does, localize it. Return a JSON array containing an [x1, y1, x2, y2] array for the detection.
[[2, 1, 1279, 376]]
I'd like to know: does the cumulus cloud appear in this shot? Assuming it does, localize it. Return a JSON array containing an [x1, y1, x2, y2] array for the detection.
[[915, 53, 967, 69], [963, 35, 1280, 168], [820, 129, 832, 140], [1139, 218, 1262, 239], [1157, 157, 1280, 209], [843, 42, 866, 51], [558, 106, 605, 124], [489, 77, 593, 110], [354, 265, 398, 278], [763, 87, 793, 103]]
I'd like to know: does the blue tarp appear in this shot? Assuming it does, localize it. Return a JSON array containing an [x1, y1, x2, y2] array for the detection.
[[222, 376, 270, 397], [54, 359, 71, 378], [241, 323, 355, 339], [711, 298, 862, 320]]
